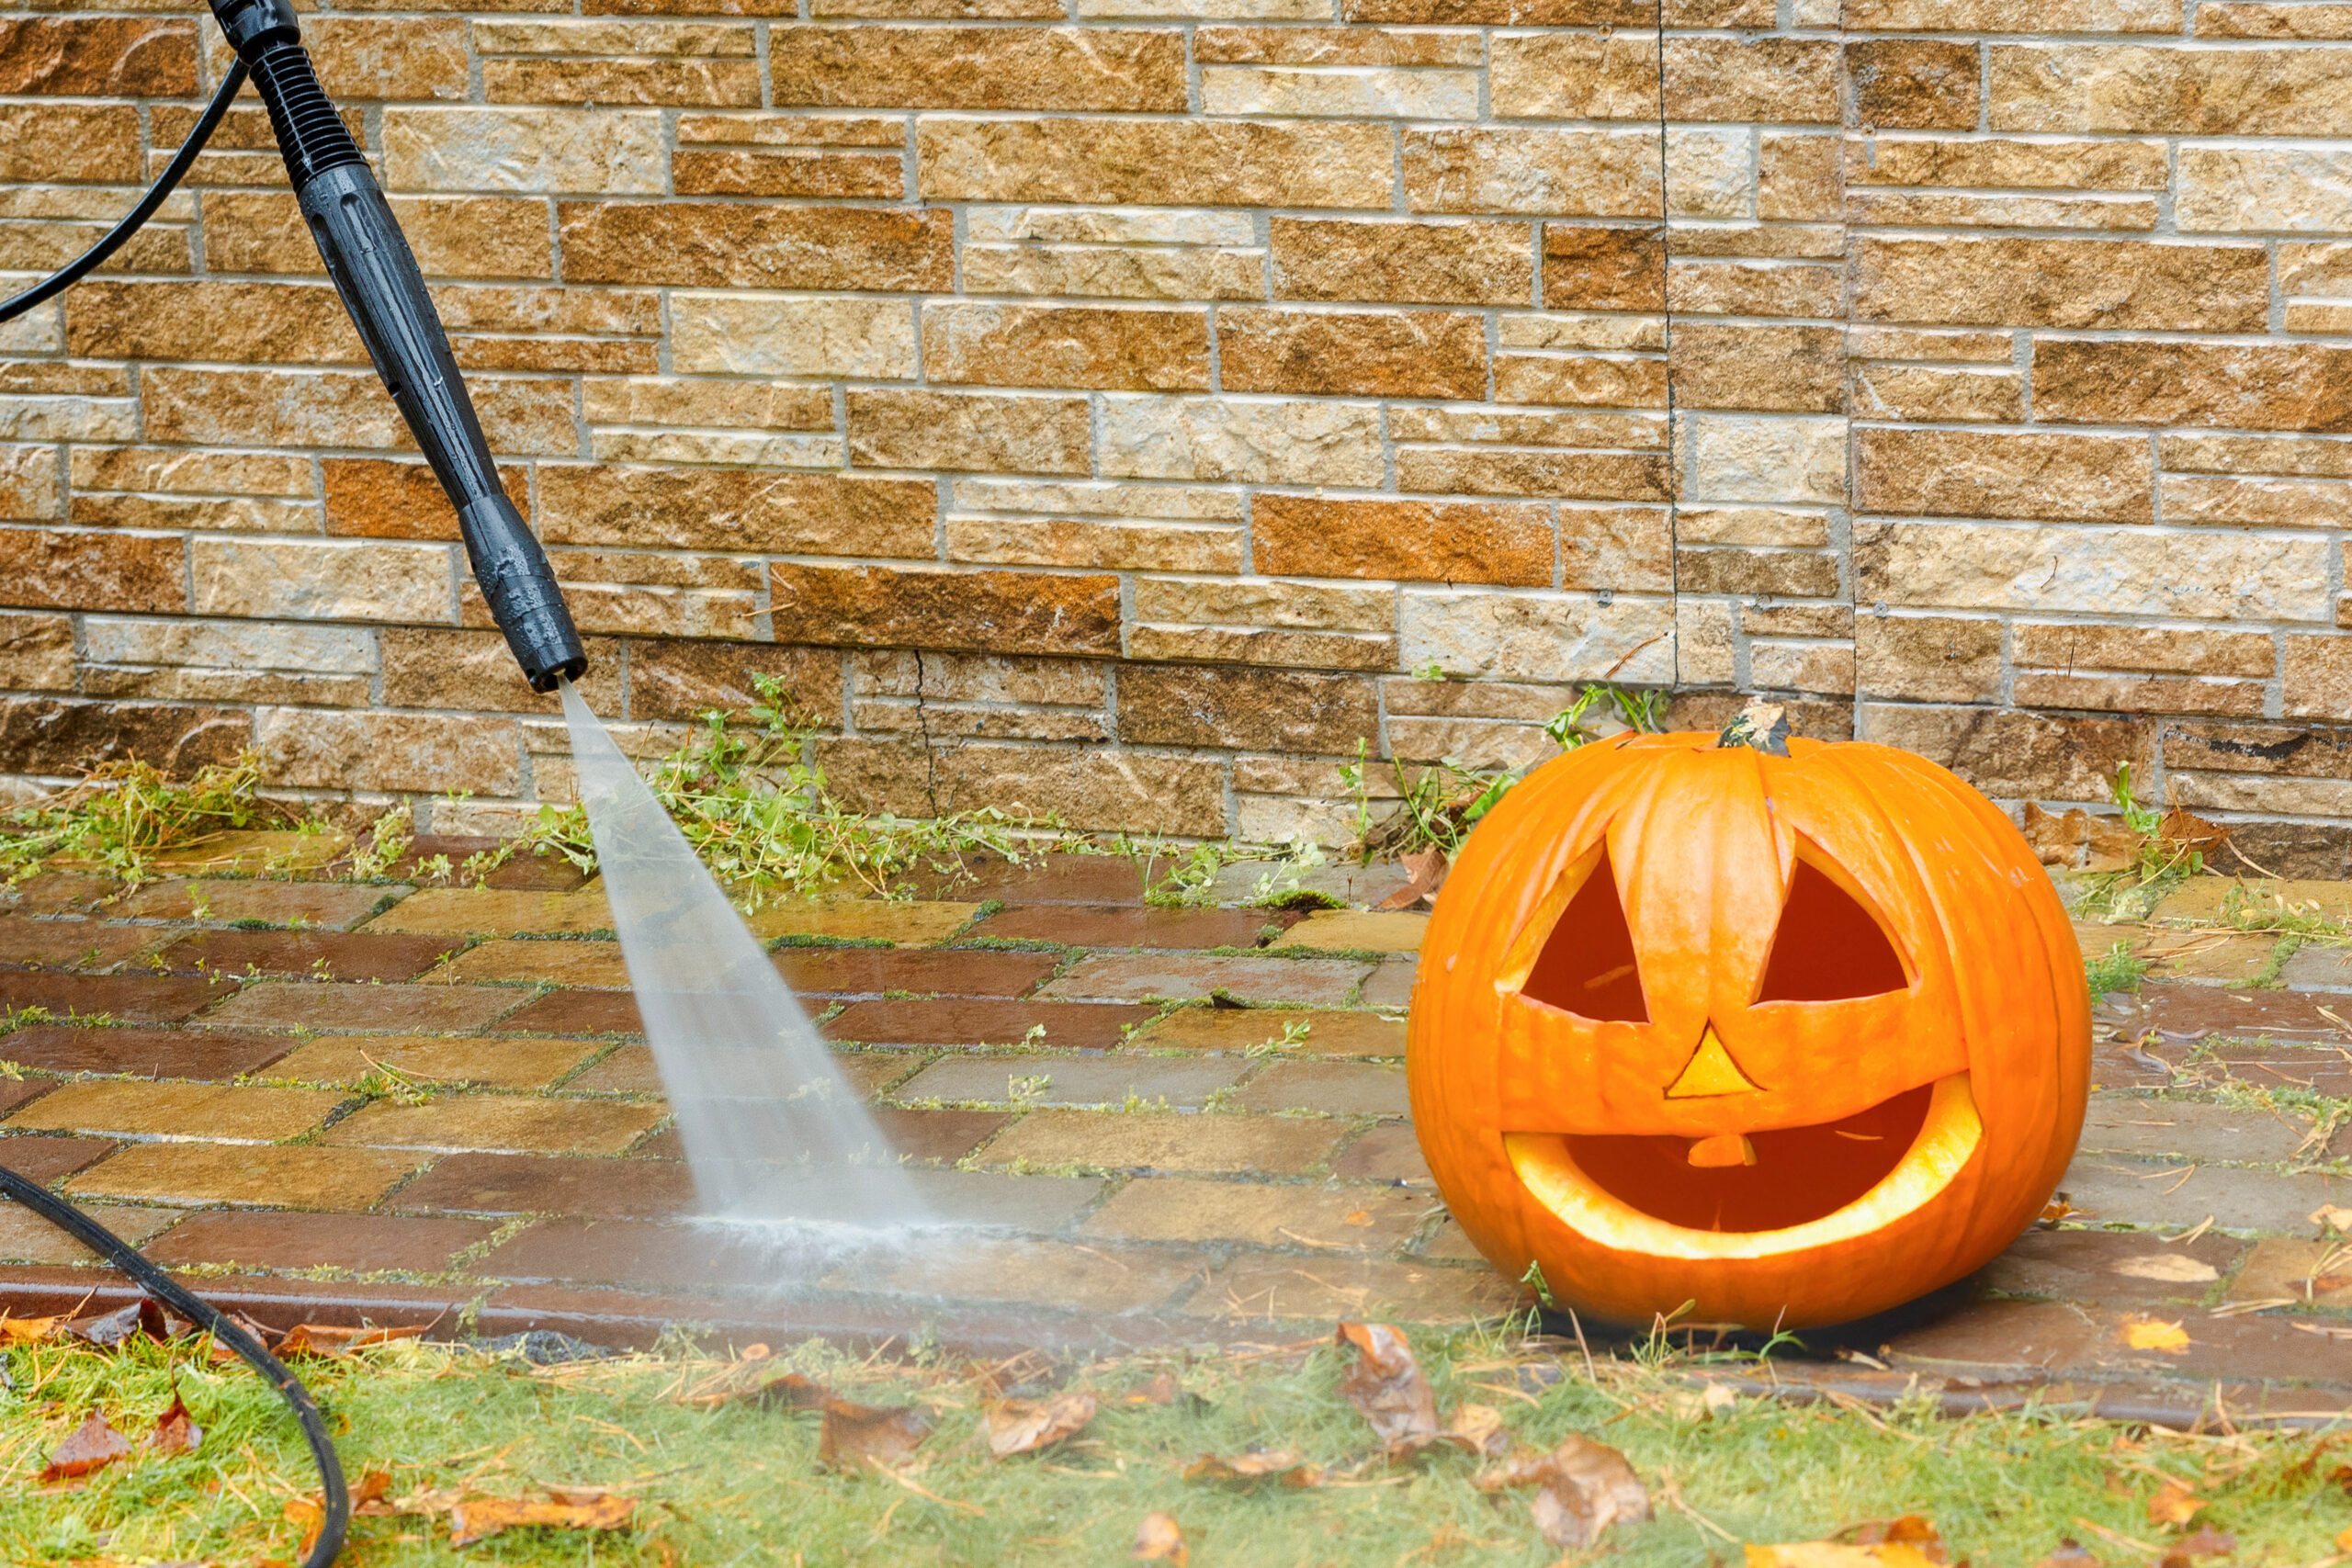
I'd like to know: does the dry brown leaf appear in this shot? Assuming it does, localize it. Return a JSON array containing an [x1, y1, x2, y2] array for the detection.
[[1476, 1435, 1651, 1551], [274, 1322, 427, 1357], [0, 1314, 62, 1345], [2313, 1203, 2352, 1235], [1121, 1371, 1185, 1407], [1335, 1321, 1443, 1454], [2335, 1525, 2352, 1553], [681, 1369, 831, 1411], [987, 1392, 1097, 1459], [1446, 1403, 1510, 1459], [67, 1300, 181, 1348], [285, 1497, 326, 1559], [2030, 1543, 2098, 1567], [352, 1469, 396, 1514], [2147, 1480, 2204, 1529], [40, 1409, 132, 1483], [1744, 1543, 1941, 1566], [1183, 1450, 1325, 1488], [1134, 1512, 1189, 1565], [447, 1489, 635, 1548], [2041, 1200, 2084, 1226], [818, 1398, 933, 1472], [1375, 848, 1448, 910], [146, 1392, 201, 1458], [2154, 1525, 2237, 1566], [2120, 1317, 2193, 1354]]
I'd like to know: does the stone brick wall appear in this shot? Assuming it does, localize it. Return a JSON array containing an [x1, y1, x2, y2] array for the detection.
[[7, 0, 2352, 859]]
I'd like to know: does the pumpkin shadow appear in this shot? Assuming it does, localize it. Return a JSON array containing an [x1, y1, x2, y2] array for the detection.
[[1529, 1274, 1980, 1363]]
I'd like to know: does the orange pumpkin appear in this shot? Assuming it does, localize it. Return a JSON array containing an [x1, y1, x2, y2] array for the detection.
[[1406, 707, 2089, 1328]]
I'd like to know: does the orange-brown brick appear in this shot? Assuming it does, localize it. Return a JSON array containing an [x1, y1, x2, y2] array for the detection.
[[1218, 309, 1487, 399], [1253, 497, 1554, 585], [772, 564, 1121, 657]]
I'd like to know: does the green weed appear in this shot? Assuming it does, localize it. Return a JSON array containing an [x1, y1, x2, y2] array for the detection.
[[0, 753, 271, 888]]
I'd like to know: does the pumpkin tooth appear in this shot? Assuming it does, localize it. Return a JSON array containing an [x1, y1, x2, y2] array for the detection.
[[1687, 1133, 1756, 1168]]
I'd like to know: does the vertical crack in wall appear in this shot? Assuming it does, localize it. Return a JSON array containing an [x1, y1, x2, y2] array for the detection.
[[910, 645, 944, 817], [1652, 4, 1680, 693]]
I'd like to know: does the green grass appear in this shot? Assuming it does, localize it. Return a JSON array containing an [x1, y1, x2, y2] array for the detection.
[[2085, 941, 2152, 996], [4, 1329, 2345, 1566]]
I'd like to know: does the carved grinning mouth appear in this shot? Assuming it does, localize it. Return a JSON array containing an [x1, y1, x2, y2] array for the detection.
[[1503, 1074, 1982, 1258]]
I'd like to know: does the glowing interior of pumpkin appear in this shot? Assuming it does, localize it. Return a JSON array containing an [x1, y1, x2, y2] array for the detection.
[[1495, 836, 1982, 1253]]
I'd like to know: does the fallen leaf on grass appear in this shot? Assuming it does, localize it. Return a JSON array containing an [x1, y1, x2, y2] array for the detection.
[[2335, 1525, 2352, 1553], [40, 1409, 131, 1483], [1446, 1403, 1510, 1459], [0, 1314, 62, 1345], [2120, 1317, 2193, 1354], [2031, 1542, 2098, 1567], [987, 1392, 1097, 1459], [147, 1392, 200, 1458], [67, 1300, 183, 1348], [285, 1497, 326, 1559], [1336, 1322, 1442, 1453], [1183, 1450, 1325, 1488], [447, 1488, 634, 1549], [274, 1323, 426, 1357], [1476, 1435, 1650, 1551], [2147, 1480, 2204, 1529], [1134, 1512, 1189, 1564], [818, 1398, 933, 1472], [2155, 1526, 2237, 1566], [1744, 1518, 1949, 1568]]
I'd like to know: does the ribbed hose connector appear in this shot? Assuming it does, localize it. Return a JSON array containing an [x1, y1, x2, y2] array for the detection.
[[246, 39, 368, 190]]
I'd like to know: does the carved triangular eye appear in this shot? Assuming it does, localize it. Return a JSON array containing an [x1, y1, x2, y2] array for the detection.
[[1521, 850, 1648, 1022], [1755, 858, 1908, 1003]]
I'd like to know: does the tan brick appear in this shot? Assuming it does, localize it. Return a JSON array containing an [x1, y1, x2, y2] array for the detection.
[[2036, 341, 2352, 433], [1202, 62, 1478, 117], [0, 17, 196, 96], [846, 389, 1091, 474], [486, 56, 760, 105], [977, 1108, 1343, 1175], [8, 1081, 340, 1142], [2162, 475, 2352, 529], [922, 303, 1209, 390], [1118, 665, 1377, 751], [538, 466, 933, 557], [0, 611, 74, 692], [1992, 44, 2352, 135], [1853, 520, 2331, 622], [1853, 238, 2267, 331], [189, 538, 453, 624], [1858, 427, 2153, 523], [1542, 225, 1666, 310], [1670, 324, 1844, 413], [383, 107, 665, 193], [916, 117, 1393, 207], [0, 528, 186, 614], [2012, 623, 2274, 679], [1396, 448, 1669, 502], [381, 627, 623, 715], [1253, 495, 1552, 585], [1099, 395, 1383, 485], [1854, 366, 2023, 423], [305, 17, 470, 101], [1664, 38, 1840, 122], [1846, 137, 2167, 191], [1217, 308, 1485, 399], [1847, 0, 2179, 26], [1856, 615, 2001, 702], [1488, 31, 1658, 118], [772, 563, 1119, 656], [1848, 39, 1978, 130], [0, 104, 140, 184], [1401, 127, 1660, 216], [64, 281, 363, 366], [1273, 218, 1532, 305], [673, 147, 904, 198], [774, 25, 1184, 109], [823, 737, 1227, 834], [68, 1144, 418, 1210], [558, 202, 951, 289], [324, 1097, 662, 1155]]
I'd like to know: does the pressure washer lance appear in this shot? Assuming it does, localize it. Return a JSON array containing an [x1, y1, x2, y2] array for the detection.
[[212, 0, 586, 691]]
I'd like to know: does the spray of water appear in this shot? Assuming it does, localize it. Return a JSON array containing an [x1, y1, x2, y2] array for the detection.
[[559, 680, 929, 1235]]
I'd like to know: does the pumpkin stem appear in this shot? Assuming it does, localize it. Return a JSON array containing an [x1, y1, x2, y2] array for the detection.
[[1716, 700, 1792, 757]]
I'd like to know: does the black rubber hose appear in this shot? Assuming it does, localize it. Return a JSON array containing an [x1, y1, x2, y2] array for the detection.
[[0, 61, 251, 326], [0, 1161, 348, 1567]]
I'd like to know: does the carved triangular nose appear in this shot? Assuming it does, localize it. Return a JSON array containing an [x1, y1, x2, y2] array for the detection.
[[1664, 1024, 1761, 1099]]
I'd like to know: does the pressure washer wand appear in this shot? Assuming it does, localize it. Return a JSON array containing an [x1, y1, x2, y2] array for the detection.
[[208, 0, 586, 692]]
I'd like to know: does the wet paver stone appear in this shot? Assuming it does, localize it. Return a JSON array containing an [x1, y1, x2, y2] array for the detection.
[[0, 854, 2337, 1410]]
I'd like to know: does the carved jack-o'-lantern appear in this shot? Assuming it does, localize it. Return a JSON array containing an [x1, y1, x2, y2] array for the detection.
[[1407, 708, 2089, 1328]]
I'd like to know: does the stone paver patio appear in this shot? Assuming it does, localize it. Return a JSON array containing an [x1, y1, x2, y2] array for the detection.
[[0, 838, 2346, 1425]]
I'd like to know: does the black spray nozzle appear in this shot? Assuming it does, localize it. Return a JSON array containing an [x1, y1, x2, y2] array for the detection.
[[207, 0, 587, 694]]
